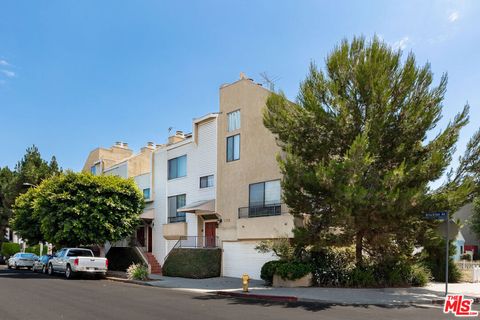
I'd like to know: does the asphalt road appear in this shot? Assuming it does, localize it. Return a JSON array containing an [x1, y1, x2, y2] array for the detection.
[[0, 267, 457, 320]]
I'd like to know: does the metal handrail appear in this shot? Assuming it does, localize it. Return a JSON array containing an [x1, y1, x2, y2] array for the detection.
[[238, 203, 287, 218], [164, 236, 219, 262]]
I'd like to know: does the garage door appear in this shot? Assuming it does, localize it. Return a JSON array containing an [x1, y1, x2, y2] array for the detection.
[[222, 241, 277, 280]]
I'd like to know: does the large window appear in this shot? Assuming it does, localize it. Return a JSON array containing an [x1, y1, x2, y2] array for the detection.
[[247, 180, 281, 217], [226, 134, 240, 162], [168, 194, 186, 223], [200, 175, 214, 188], [168, 155, 187, 180], [227, 110, 241, 132]]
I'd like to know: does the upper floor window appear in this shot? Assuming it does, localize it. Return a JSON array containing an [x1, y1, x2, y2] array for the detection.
[[227, 110, 241, 132], [143, 188, 151, 199], [249, 180, 281, 208], [90, 165, 96, 175], [200, 175, 214, 188], [226, 134, 240, 162], [168, 155, 187, 180], [168, 194, 186, 223]]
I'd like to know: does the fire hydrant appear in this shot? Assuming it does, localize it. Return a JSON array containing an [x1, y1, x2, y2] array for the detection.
[[242, 273, 250, 292]]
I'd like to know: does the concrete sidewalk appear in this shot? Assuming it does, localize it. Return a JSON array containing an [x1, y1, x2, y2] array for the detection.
[[138, 275, 480, 305]]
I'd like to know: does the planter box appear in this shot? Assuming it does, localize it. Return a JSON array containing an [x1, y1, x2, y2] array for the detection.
[[272, 273, 312, 288]]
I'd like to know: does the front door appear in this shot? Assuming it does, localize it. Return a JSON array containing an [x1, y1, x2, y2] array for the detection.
[[204, 222, 216, 248], [147, 226, 153, 253]]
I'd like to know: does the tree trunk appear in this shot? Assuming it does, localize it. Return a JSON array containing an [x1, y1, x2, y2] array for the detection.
[[355, 230, 364, 267]]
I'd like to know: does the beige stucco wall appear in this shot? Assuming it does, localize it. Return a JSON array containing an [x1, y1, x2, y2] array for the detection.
[[82, 146, 133, 173], [216, 78, 294, 241], [237, 214, 294, 240], [163, 222, 188, 240]]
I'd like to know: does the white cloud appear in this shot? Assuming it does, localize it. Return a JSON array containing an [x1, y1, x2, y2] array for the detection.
[[0, 59, 8, 66], [448, 11, 459, 22], [1, 70, 15, 78], [393, 36, 410, 50]]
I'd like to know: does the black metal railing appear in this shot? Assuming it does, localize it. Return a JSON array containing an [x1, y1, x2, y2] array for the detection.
[[238, 203, 286, 218], [175, 236, 219, 249], [168, 215, 186, 223]]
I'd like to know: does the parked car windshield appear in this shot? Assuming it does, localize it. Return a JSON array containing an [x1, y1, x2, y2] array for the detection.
[[67, 249, 93, 257], [19, 253, 36, 259]]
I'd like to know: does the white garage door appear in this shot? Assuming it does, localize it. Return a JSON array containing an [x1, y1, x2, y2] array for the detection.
[[222, 241, 278, 280]]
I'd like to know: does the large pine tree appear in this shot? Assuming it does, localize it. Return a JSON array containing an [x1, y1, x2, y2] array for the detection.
[[263, 36, 470, 266]]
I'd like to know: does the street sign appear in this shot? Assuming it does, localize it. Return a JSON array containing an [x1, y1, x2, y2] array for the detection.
[[425, 211, 448, 220]]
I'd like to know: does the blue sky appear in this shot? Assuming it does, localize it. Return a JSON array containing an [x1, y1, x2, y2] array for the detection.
[[0, 1, 479, 177]]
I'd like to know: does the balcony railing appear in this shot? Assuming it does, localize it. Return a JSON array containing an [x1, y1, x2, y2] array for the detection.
[[168, 215, 186, 223], [238, 203, 287, 218], [174, 236, 219, 249]]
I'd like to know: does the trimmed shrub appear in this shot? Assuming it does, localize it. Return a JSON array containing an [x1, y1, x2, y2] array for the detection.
[[260, 260, 283, 285], [106, 247, 144, 272], [275, 261, 312, 281], [163, 248, 221, 278], [311, 248, 355, 287], [1, 243, 21, 258], [127, 263, 149, 280], [348, 266, 376, 287]]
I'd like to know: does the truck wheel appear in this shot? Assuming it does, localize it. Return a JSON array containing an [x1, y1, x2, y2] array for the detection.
[[48, 264, 54, 276], [65, 265, 74, 279]]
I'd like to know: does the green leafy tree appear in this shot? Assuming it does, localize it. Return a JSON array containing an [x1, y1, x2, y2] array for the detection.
[[10, 188, 43, 245], [263, 36, 470, 267], [0, 145, 60, 244], [12, 172, 144, 247]]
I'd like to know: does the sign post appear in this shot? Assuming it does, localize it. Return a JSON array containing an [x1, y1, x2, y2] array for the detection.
[[424, 211, 449, 296]]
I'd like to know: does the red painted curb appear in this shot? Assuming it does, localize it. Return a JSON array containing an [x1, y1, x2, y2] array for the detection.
[[216, 291, 298, 302]]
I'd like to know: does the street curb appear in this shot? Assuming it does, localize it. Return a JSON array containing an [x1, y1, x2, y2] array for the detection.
[[216, 291, 298, 302], [216, 291, 480, 306], [105, 276, 155, 287]]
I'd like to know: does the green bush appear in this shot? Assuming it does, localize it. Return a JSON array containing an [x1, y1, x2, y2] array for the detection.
[[348, 266, 376, 287], [1, 243, 21, 258], [126, 263, 149, 280], [460, 253, 472, 261], [310, 248, 355, 287], [163, 248, 221, 278], [25, 244, 46, 256], [275, 261, 312, 281], [260, 260, 283, 284], [409, 264, 432, 287]]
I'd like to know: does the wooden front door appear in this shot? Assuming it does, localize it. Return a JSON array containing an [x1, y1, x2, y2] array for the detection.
[[147, 226, 153, 252], [205, 222, 216, 248]]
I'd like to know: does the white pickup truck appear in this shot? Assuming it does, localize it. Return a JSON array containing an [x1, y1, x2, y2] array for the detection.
[[47, 248, 108, 279]]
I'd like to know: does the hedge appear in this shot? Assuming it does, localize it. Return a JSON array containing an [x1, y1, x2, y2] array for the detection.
[[163, 248, 221, 278], [1, 243, 21, 258]]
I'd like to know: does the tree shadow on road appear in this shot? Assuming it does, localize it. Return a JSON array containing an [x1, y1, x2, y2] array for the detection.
[[193, 294, 434, 313]]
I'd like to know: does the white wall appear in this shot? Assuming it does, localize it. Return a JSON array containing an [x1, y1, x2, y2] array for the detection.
[[152, 117, 217, 262]]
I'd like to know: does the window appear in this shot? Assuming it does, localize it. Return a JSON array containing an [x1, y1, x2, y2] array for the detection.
[[168, 155, 187, 180], [90, 165, 96, 175], [247, 180, 281, 217], [227, 110, 241, 131], [143, 188, 151, 199], [226, 134, 240, 162], [200, 175, 214, 188], [168, 194, 186, 223]]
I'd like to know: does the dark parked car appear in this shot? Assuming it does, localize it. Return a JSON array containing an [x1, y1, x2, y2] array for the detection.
[[32, 254, 53, 274]]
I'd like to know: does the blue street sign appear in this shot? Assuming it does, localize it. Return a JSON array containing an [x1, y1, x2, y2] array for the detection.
[[424, 211, 448, 220]]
